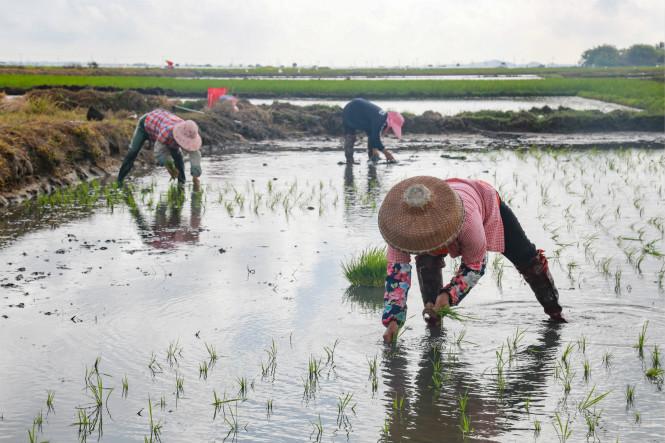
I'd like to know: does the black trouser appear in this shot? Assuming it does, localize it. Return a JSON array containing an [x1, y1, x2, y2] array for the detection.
[[416, 200, 537, 304], [499, 201, 537, 267]]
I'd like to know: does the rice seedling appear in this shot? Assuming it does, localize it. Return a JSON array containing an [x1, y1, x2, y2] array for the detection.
[[148, 352, 163, 376], [577, 335, 587, 354], [33, 410, 43, 433], [266, 399, 273, 418], [159, 396, 166, 411], [27, 423, 39, 443], [205, 342, 218, 364], [583, 359, 591, 382], [336, 393, 356, 425], [46, 390, 55, 413], [453, 329, 473, 347], [625, 384, 635, 408], [491, 255, 504, 289], [310, 414, 323, 442], [645, 366, 664, 382], [341, 246, 386, 287], [144, 397, 162, 443], [561, 343, 575, 369], [166, 339, 183, 366], [578, 385, 611, 412], [522, 396, 531, 415], [430, 346, 444, 390], [634, 321, 648, 358], [584, 409, 601, 439], [651, 345, 661, 369], [368, 354, 379, 393], [436, 305, 476, 322], [495, 345, 506, 396], [236, 376, 248, 398], [635, 411, 641, 424], [602, 351, 613, 369], [324, 338, 339, 367], [553, 412, 573, 443], [454, 390, 473, 436], [211, 391, 240, 420], [175, 373, 184, 405], [506, 327, 526, 361], [308, 355, 322, 382], [199, 361, 209, 380], [534, 419, 541, 437], [614, 269, 622, 294], [392, 395, 405, 412], [121, 376, 128, 398]]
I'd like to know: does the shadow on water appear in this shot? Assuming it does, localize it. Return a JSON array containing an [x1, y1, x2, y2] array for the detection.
[[381, 323, 562, 442]]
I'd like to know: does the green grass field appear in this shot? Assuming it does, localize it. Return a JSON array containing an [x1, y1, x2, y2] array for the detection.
[[1, 74, 663, 113], [1, 65, 663, 79]]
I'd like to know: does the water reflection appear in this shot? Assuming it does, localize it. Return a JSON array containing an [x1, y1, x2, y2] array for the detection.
[[344, 286, 384, 311], [343, 163, 383, 218], [381, 323, 562, 442], [129, 191, 203, 249]]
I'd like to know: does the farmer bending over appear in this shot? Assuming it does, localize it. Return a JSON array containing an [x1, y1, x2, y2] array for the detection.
[[378, 176, 566, 343], [118, 109, 203, 190], [342, 98, 403, 164]]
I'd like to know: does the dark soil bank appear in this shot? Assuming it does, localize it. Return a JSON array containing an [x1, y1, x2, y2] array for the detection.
[[1, 88, 663, 204]]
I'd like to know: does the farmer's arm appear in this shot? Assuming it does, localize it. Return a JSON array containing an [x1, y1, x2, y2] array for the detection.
[[189, 150, 202, 190], [441, 255, 487, 306], [383, 246, 412, 328]]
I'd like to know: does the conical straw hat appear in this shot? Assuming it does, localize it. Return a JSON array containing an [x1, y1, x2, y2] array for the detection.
[[378, 176, 464, 254]]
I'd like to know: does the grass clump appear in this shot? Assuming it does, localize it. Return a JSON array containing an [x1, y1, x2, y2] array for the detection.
[[341, 246, 387, 287]]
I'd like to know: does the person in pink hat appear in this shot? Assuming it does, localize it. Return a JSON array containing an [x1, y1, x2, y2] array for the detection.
[[342, 98, 403, 164], [118, 109, 203, 190]]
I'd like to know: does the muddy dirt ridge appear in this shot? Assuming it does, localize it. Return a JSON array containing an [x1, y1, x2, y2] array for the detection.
[[1, 88, 663, 206]]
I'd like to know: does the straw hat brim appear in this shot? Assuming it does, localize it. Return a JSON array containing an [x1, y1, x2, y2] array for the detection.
[[378, 176, 464, 254], [173, 121, 202, 152]]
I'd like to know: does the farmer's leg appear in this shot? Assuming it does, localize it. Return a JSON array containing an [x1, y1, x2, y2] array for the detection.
[[500, 201, 563, 318], [343, 132, 356, 163], [117, 115, 148, 184], [415, 254, 445, 306], [169, 148, 186, 185]]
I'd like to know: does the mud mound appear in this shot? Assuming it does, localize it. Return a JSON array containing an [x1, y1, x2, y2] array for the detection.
[[0, 119, 134, 195], [25, 89, 169, 113]]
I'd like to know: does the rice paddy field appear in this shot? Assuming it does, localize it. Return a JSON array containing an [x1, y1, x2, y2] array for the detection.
[[1, 75, 663, 113], [1, 143, 664, 442]]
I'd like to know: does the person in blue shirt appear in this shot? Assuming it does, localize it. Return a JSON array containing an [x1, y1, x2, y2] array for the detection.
[[342, 98, 404, 164]]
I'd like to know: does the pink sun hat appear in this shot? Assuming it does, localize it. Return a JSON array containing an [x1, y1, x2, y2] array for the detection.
[[386, 111, 405, 139], [173, 120, 202, 152]]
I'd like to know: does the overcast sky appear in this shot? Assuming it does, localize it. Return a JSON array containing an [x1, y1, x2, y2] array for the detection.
[[1, 0, 664, 66]]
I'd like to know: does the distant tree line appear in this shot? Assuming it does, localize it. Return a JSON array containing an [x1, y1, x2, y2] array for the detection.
[[581, 43, 664, 67]]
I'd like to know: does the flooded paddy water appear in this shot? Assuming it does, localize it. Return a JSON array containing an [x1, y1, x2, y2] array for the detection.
[[1, 144, 664, 442], [247, 97, 639, 116]]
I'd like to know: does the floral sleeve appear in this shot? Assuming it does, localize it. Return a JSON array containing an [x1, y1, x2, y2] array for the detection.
[[443, 254, 487, 305], [383, 262, 412, 327]]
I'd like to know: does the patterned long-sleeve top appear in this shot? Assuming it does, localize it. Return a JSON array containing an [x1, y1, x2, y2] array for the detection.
[[382, 179, 505, 327], [145, 109, 202, 177]]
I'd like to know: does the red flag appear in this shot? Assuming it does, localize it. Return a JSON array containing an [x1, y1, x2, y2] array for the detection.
[[207, 87, 228, 108]]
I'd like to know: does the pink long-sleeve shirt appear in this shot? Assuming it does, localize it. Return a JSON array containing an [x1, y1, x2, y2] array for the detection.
[[383, 179, 505, 326]]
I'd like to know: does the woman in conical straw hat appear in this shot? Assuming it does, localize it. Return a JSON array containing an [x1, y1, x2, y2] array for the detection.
[[378, 176, 566, 343], [118, 108, 203, 190]]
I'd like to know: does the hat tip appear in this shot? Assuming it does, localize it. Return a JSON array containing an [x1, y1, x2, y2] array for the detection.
[[403, 184, 431, 209]]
